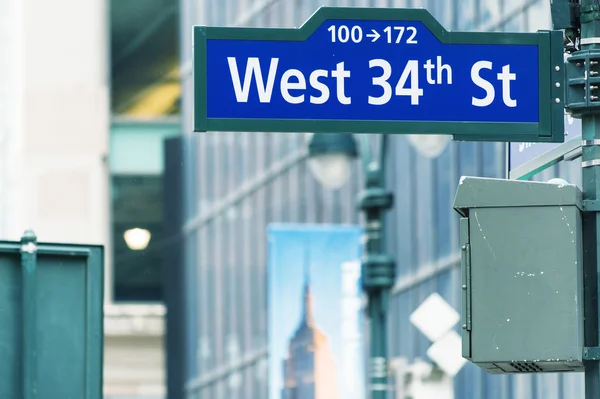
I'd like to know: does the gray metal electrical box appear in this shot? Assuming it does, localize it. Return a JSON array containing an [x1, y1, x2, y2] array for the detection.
[[453, 177, 584, 374]]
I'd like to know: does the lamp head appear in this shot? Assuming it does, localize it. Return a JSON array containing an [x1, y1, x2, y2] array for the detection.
[[406, 134, 451, 159], [124, 228, 151, 251], [306, 133, 358, 190]]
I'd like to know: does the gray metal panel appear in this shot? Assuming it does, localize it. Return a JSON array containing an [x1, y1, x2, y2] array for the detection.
[[469, 205, 584, 371], [454, 177, 582, 213]]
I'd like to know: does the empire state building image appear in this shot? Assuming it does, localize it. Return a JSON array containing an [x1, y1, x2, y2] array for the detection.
[[280, 267, 339, 399]]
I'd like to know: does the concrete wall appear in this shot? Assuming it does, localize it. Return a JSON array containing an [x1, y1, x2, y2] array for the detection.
[[0, 0, 111, 301], [104, 304, 166, 399], [0, 0, 110, 246], [0, 1, 165, 398]]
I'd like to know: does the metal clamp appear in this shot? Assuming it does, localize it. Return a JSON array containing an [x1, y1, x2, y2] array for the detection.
[[583, 200, 600, 211], [582, 159, 600, 168], [582, 139, 600, 146], [581, 140, 600, 168], [581, 38, 600, 45], [584, 347, 600, 361]]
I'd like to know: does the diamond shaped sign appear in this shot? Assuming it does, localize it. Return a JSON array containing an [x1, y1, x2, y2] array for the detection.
[[426, 330, 467, 377], [409, 293, 459, 342]]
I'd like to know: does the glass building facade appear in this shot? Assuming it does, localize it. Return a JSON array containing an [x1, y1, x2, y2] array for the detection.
[[165, 0, 586, 398]]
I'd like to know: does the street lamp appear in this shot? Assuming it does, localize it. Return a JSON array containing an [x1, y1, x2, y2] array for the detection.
[[307, 132, 395, 399], [123, 228, 151, 251], [306, 133, 358, 189], [406, 134, 451, 159]]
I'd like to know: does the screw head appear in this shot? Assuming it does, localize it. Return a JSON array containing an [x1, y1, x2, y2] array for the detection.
[[461, 245, 467, 250], [462, 324, 467, 329], [462, 285, 467, 290], [556, 82, 561, 88], [555, 98, 561, 103], [555, 66, 560, 71]]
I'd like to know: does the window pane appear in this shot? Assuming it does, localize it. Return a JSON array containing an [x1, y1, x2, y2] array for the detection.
[[480, 0, 501, 27], [110, 0, 180, 116], [112, 175, 163, 302], [456, 0, 477, 30], [430, 0, 452, 28], [526, 1, 551, 32], [435, 147, 452, 258]]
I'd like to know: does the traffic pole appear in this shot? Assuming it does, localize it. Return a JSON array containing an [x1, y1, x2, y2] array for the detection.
[[578, 0, 600, 396]]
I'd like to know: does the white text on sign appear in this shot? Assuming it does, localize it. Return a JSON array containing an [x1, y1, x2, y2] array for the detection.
[[226, 57, 518, 107], [327, 24, 418, 44]]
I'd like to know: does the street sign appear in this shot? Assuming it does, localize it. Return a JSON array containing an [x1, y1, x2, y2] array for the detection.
[[409, 292, 466, 377], [194, 7, 565, 143], [508, 114, 582, 179], [0, 231, 104, 399]]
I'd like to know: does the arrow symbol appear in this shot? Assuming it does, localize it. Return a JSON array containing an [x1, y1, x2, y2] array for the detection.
[[366, 29, 380, 42]]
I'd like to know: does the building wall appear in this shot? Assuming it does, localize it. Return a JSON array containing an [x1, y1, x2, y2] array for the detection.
[[172, 0, 586, 398], [0, 0, 110, 284], [167, 131, 363, 399], [0, 0, 23, 238], [0, 0, 110, 244], [19, 0, 110, 247], [0, 1, 170, 398], [0, 0, 110, 309]]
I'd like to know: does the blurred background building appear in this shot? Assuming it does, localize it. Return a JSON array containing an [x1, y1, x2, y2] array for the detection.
[[0, 0, 588, 398], [166, 0, 585, 399], [106, 0, 181, 396], [280, 269, 338, 399], [1, 0, 180, 397]]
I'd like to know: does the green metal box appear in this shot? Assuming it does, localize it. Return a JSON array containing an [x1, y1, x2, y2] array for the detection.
[[453, 177, 584, 374], [0, 231, 104, 399]]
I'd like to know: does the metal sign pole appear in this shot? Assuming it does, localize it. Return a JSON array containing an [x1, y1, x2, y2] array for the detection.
[[357, 134, 395, 398], [559, 0, 600, 395], [579, 1, 600, 394]]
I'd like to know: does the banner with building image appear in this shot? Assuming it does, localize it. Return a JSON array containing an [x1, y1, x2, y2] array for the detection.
[[267, 224, 365, 399]]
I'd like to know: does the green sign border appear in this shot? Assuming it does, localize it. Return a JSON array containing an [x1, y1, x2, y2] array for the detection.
[[194, 6, 565, 143], [0, 240, 104, 399]]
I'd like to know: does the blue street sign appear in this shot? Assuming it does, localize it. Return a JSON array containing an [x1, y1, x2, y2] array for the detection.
[[194, 7, 565, 143], [507, 114, 582, 179]]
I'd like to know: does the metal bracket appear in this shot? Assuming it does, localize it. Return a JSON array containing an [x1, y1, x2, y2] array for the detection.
[[508, 136, 582, 180], [581, 5, 600, 23], [461, 243, 472, 331], [582, 139, 600, 146], [583, 200, 600, 211], [582, 159, 600, 168], [581, 38, 600, 45], [581, 140, 600, 168], [584, 347, 600, 360], [565, 49, 600, 116]]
